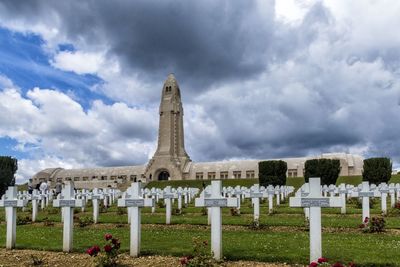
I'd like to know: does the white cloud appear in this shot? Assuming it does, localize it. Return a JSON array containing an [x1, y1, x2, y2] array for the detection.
[[51, 50, 105, 75], [0, 79, 157, 182], [1, 1, 400, 177]]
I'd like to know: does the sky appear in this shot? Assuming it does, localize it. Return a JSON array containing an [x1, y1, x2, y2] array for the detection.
[[0, 0, 399, 183]]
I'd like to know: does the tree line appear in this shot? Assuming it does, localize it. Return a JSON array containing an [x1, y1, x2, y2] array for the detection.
[[259, 157, 393, 186]]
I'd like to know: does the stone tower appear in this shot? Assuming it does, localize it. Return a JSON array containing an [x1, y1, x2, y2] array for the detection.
[[144, 74, 191, 180]]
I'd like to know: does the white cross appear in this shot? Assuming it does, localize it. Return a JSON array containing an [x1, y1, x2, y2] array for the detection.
[[195, 180, 239, 260], [118, 182, 154, 257], [379, 183, 389, 215], [53, 182, 85, 252], [389, 183, 396, 208], [89, 188, 104, 223], [290, 178, 342, 263], [176, 187, 183, 210], [338, 184, 348, 214], [246, 184, 263, 221], [351, 181, 379, 222], [0, 186, 28, 249], [275, 185, 281, 205], [266, 185, 275, 214], [31, 189, 42, 222], [161, 186, 176, 224]]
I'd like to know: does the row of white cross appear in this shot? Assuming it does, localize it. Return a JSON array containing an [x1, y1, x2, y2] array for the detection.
[[0, 179, 394, 263]]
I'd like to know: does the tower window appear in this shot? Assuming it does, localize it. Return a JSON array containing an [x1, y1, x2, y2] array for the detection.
[[166, 86, 172, 93]]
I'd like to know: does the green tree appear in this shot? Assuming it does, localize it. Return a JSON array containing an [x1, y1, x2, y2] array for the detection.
[[362, 157, 392, 184], [258, 160, 287, 186], [304, 158, 341, 185], [0, 156, 18, 196]]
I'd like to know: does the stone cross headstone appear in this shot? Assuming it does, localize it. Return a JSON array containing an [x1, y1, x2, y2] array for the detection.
[[161, 186, 175, 224], [379, 183, 389, 215], [267, 185, 275, 214], [289, 178, 342, 263], [338, 183, 347, 214], [195, 180, 239, 260], [0, 186, 28, 249], [31, 189, 42, 222], [90, 188, 104, 223], [275, 185, 280, 205], [248, 184, 263, 221], [53, 182, 85, 252], [389, 183, 396, 208], [352, 181, 379, 222], [118, 182, 154, 257]]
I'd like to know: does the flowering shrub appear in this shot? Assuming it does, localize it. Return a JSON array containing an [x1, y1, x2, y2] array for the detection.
[[230, 208, 240, 216], [86, 233, 120, 267], [309, 257, 356, 267], [359, 216, 385, 233], [179, 237, 218, 267]]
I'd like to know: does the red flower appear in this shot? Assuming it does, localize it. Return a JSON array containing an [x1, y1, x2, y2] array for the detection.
[[363, 217, 369, 223], [112, 238, 121, 249], [86, 246, 99, 256], [104, 244, 112, 252], [318, 257, 328, 263], [86, 247, 93, 256], [348, 262, 356, 267], [309, 262, 318, 267], [332, 262, 345, 267], [180, 256, 189, 265], [105, 233, 113, 240]]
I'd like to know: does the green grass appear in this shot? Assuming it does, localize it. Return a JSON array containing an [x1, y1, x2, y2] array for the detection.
[[2, 178, 400, 265], [336, 176, 363, 186], [0, 224, 399, 266], [390, 174, 400, 183]]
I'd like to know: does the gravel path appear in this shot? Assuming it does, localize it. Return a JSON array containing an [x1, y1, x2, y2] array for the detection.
[[0, 248, 299, 267]]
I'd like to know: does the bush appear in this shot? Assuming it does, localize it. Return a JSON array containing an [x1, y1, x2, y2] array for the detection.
[[359, 217, 386, 233], [116, 207, 127, 215], [172, 208, 185, 216], [0, 156, 17, 196], [230, 208, 240, 216], [304, 159, 341, 185], [258, 160, 287, 186], [17, 215, 31, 225], [87, 233, 120, 267], [78, 216, 94, 227], [180, 237, 218, 267], [363, 157, 392, 184], [42, 217, 54, 227]]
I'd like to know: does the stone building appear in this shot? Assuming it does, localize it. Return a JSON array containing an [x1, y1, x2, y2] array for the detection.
[[32, 74, 364, 188]]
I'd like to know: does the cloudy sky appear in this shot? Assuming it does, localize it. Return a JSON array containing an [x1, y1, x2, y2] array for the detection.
[[0, 0, 399, 183]]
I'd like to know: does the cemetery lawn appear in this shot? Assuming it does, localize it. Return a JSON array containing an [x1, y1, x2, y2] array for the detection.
[[0, 223, 400, 266], [2, 197, 400, 266]]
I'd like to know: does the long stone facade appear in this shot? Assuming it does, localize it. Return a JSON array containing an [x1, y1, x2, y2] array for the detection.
[[32, 74, 364, 188]]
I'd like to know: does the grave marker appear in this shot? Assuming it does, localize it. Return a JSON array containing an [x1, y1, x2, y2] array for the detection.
[[53, 182, 85, 252], [118, 182, 154, 257], [0, 186, 28, 249], [290, 178, 341, 262], [195, 180, 239, 260]]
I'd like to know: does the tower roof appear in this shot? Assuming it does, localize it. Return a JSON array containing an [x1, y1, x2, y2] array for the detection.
[[165, 73, 178, 86]]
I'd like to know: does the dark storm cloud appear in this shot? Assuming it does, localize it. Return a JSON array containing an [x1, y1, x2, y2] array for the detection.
[[1, 0, 400, 172], [0, 0, 275, 91]]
